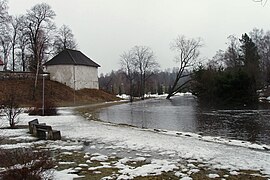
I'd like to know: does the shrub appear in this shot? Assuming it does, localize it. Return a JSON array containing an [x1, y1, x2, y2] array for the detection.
[[191, 67, 258, 107], [28, 101, 57, 116], [0, 148, 54, 180], [1, 93, 22, 128]]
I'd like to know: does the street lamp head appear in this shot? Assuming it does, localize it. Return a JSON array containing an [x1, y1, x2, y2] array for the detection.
[[41, 73, 49, 77]]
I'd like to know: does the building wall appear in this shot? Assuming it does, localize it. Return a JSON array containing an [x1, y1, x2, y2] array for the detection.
[[0, 66, 3, 71], [46, 65, 99, 90]]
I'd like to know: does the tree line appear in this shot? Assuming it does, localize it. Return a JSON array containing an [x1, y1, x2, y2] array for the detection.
[[0, 0, 77, 72], [191, 29, 270, 106], [100, 29, 270, 105], [99, 36, 202, 102]]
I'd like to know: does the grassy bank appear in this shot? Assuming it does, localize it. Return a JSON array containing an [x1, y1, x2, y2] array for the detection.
[[0, 79, 119, 107]]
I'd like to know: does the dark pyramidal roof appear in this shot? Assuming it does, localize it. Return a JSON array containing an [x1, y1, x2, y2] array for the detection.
[[44, 49, 100, 67], [0, 59, 3, 65]]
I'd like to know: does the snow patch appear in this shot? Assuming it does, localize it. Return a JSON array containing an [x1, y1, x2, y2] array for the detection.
[[180, 177, 193, 180], [90, 155, 109, 161], [78, 164, 88, 167], [230, 171, 239, 175], [11, 110, 270, 177], [208, 173, 220, 178], [118, 159, 178, 178], [53, 169, 84, 180], [58, 162, 75, 165], [0, 142, 33, 149]]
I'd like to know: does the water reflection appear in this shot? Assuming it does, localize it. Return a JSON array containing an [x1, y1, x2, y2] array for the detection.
[[97, 96, 270, 145], [196, 109, 270, 144]]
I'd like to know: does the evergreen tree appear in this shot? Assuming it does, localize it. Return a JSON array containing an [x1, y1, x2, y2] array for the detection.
[[239, 33, 261, 89], [191, 34, 260, 107]]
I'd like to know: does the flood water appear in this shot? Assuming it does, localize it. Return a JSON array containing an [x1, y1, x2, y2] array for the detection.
[[97, 96, 270, 145]]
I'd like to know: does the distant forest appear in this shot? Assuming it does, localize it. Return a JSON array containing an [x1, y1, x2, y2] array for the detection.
[[99, 67, 189, 96]]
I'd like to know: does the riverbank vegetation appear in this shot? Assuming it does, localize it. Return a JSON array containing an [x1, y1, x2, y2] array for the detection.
[[191, 33, 262, 107]]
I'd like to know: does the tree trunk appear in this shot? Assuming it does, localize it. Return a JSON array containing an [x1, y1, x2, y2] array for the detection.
[[140, 72, 145, 100], [166, 93, 173, 99], [10, 121, 15, 129], [143, 73, 147, 100], [166, 77, 179, 99], [32, 54, 40, 100], [22, 51, 25, 71], [129, 79, 133, 102], [12, 44, 15, 71]]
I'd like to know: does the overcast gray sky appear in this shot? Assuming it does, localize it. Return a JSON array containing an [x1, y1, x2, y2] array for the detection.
[[7, 0, 270, 74]]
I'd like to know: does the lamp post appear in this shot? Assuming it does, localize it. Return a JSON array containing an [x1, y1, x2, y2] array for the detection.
[[73, 65, 76, 105], [42, 73, 49, 116]]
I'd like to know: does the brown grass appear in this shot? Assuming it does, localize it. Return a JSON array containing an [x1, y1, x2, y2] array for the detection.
[[0, 79, 119, 107]]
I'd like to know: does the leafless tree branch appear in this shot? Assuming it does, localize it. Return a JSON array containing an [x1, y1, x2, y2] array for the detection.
[[167, 35, 203, 99]]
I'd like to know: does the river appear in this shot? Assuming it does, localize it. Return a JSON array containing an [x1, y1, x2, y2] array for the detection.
[[96, 95, 270, 145]]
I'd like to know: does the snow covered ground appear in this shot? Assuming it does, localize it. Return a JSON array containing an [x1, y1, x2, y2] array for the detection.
[[116, 92, 193, 100], [1, 107, 270, 179]]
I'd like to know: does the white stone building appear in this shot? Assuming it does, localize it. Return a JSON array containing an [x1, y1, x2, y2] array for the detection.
[[44, 49, 100, 90]]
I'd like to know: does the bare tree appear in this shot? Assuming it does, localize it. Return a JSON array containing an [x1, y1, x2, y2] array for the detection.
[[1, 93, 22, 128], [120, 51, 137, 102], [250, 28, 270, 85], [0, 0, 11, 71], [166, 35, 202, 99], [25, 3, 56, 98], [9, 16, 23, 71], [132, 46, 159, 99], [0, 0, 8, 24], [261, 31, 270, 85], [53, 24, 77, 55], [0, 27, 12, 71], [207, 49, 225, 70], [16, 15, 30, 71], [224, 35, 242, 68]]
